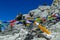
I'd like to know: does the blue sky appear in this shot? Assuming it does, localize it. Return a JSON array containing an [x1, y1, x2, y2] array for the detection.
[[0, 0, 53, 21]]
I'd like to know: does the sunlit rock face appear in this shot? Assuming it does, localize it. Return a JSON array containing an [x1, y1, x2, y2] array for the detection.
[[50, 0, 60, 14], [29, 6, 50, 18], [29, 9, 41, 18], [23, 14, 30, 19], [52, 0, 60, 8], [52, 0, 59, 6]]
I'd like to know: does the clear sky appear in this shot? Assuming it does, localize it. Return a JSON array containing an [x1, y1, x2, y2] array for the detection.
[[0, 0, 53, 21]]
